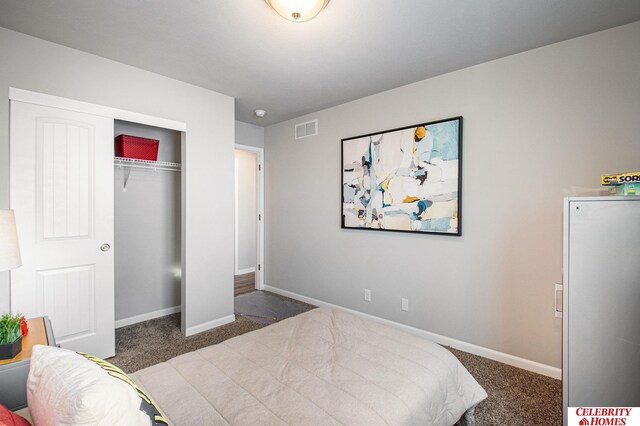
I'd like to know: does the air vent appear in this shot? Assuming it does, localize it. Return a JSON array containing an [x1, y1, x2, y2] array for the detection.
[[295, 119, 318, 139]]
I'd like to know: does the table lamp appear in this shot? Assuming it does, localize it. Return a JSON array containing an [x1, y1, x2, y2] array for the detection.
[[0, 209, 23, 360]]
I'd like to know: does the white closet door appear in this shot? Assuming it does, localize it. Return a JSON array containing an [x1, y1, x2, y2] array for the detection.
[[10, 100, 115, 358]]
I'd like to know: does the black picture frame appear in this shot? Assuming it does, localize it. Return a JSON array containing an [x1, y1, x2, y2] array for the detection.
[[340, 116, 463, 237]]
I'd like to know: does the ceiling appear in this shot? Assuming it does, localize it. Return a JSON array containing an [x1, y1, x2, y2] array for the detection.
[[1, 1, 639, 126]]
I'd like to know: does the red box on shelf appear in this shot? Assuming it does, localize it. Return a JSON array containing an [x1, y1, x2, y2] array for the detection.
[[115, 135, 159, 161]]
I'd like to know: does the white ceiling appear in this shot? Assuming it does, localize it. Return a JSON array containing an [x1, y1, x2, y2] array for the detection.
[[1, 0, 639, 126]]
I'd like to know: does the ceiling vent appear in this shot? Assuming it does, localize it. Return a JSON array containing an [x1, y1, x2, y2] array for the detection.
[[295, 119, 318, 139]]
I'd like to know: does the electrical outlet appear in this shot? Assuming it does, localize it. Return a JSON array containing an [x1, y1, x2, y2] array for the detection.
[[401, 298, 409, 312], [364, 289, 371, 302]]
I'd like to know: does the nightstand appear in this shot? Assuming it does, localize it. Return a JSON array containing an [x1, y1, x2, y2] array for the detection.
[[0, 316, 56, 410]]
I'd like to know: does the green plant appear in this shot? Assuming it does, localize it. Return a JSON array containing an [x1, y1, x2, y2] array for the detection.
[[0, 313, 23, 345]]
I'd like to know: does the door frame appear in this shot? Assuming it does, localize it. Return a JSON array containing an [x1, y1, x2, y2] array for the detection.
[[8, 87, 189, 333], [234, 144, 264, 291], [9, 88, 186, 132]]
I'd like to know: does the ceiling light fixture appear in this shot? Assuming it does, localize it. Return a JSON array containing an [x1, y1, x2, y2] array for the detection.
[[264, 0, 330, 22], [254, 109, 267, 118]]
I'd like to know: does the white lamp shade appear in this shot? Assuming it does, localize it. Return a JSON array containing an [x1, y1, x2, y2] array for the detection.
[[0, 210, 22, 271], [265, 0, 330, 22]]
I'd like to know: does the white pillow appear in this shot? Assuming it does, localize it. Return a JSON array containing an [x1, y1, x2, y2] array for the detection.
[[27, 345, 168, 426]]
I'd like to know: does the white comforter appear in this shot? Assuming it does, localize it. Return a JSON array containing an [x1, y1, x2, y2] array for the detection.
[[132, 308, 487, 425]]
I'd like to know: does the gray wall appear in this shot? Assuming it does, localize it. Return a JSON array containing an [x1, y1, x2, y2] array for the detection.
[[235, 121, 264, 148], [264, 21, 640, 369], [235, 150, 257, 272], [114, 121, 181, 321], [0, 28, 235, 332]]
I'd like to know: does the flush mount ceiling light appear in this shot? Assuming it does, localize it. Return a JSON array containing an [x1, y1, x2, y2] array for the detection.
[[264, 0, 330, 22], [254, 109, 267, 118]]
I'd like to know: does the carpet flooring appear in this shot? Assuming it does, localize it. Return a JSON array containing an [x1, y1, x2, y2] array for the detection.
[[108, 314, 263, 373], [448, 347, 562, 425], [109, 291, 314, 373], [234, 290, 311, 324], [109, 293, 561, 425]]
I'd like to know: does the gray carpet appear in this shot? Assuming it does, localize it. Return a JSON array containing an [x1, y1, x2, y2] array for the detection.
[[109, 293, 561, 425], [108, 314, 263, 373], [109, 291, 315, 373], [448, 347, 562, 425], [234, 290, 311, 324]]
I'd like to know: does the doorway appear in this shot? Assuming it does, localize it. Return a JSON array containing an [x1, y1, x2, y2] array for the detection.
[[234, 144, 264, 296]]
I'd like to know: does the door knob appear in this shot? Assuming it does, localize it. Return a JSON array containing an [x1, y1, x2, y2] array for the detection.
[[100, 243, 111, 252]]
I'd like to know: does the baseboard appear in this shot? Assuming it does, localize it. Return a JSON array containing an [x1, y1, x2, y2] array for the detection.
[[185, 314, 235, 337], [115, 305, 181, 328], [264, 285, 562, 380], [236, 267, 256, 275]]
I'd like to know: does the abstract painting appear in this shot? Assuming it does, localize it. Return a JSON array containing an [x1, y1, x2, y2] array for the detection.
[[341, 117, 462, 235]]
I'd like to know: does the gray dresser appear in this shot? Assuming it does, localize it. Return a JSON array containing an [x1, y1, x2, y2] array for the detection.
[[0, 316, 56, 410], [563, 197, 640, 422]]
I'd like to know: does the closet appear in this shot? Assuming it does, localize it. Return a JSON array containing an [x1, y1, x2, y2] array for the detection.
[[114, 120, 182, 328], [9, 89, 188, 359]]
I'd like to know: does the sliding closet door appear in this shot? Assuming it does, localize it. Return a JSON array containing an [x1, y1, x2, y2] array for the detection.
[[10, 101, 116, 358]]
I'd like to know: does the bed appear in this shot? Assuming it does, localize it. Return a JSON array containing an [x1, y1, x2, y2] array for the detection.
[[131, 308, 487, 425]]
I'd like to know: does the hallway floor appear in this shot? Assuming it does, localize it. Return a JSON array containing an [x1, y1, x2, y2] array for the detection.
[[234, 271, 255, 296]]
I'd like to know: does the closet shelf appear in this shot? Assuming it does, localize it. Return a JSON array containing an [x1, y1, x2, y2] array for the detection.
[[114, 157, 181, 192], [114, 157, 181, 172]]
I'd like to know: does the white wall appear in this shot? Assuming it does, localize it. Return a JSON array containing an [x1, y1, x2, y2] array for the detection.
[[235, 121, 264, 148], [235, 150, 257, 273], [264, 22, 640, 369], [114, 121, 181, 321], [0, 28, 235, 333]]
